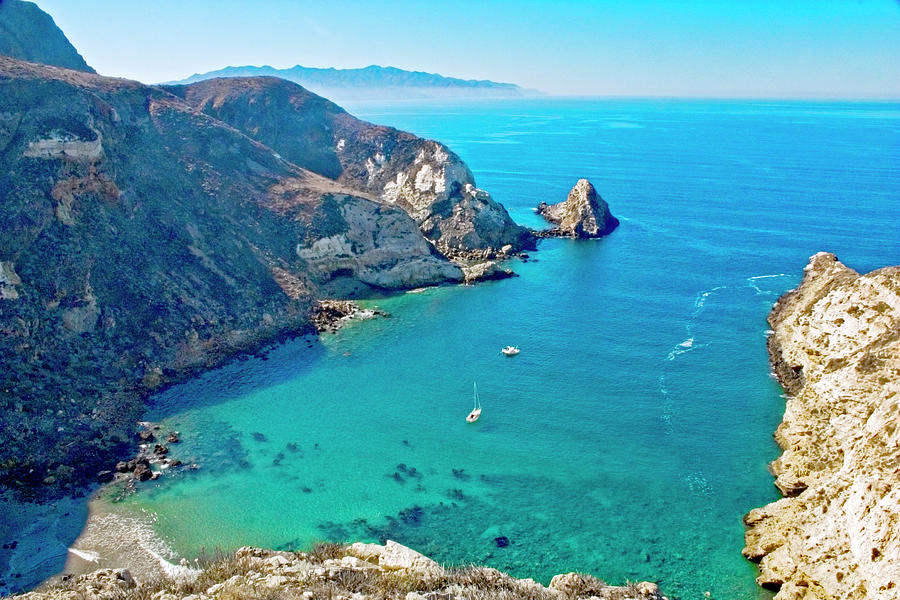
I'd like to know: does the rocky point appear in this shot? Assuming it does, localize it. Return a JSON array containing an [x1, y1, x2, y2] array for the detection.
[[743, 252, 900, 600], [536, 178, 618, 238]]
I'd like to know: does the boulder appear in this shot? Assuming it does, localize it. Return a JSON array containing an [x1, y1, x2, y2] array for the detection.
[[461, 261, 515, 284], [132, 464, 152, 482], [537, 179, 618, 238]]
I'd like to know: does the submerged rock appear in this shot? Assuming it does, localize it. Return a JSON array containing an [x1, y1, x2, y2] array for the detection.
[[536, 178, 619, 238]]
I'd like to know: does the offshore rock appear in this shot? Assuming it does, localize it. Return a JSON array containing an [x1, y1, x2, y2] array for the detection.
[[743, 252, 900, 600], [537, 178, 618, 238]]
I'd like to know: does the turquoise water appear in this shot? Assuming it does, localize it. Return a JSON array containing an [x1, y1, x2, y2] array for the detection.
[[116, 99, 898, 600]]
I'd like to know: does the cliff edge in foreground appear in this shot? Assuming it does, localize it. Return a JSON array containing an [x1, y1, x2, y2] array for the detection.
[[16, 541, 666, 600], [743, 252, 900, 599]]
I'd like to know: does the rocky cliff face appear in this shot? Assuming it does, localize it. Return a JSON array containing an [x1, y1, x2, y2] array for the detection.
[[0, 0, 94, 73], [164, 77, 534, 255], [743, 252, 900, 600], [0, 55, 468, 497], [536, 179, 618, 238], [15, 541, 666, 600]]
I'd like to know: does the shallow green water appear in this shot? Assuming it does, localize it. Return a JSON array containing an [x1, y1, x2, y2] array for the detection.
[[106, 98, 899, 599]]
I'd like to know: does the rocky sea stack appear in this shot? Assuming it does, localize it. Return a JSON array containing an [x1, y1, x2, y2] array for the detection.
[[536, 179, 618, 238], [743, 252, 900, 599]]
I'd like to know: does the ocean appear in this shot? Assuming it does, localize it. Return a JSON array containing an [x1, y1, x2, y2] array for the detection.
[[10, 98, 900, 599]]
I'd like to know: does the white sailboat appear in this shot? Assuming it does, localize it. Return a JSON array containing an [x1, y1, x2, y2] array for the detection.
[[466, 382, 482, 423]]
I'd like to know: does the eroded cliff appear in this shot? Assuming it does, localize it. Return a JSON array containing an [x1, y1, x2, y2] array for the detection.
[[0, 54, 490, 497], [743, 252, 900, 599], [164, 77, 534, 255]]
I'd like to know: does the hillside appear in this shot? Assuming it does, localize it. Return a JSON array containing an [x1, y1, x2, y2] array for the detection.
[[0, 49, 531, 497], [163, 76, 533, 254], [0, 0, 93, 72]]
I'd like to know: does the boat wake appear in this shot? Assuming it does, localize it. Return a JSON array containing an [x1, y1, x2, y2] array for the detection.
[[656, 273, 794, 490], [659, 273, 792, 424]]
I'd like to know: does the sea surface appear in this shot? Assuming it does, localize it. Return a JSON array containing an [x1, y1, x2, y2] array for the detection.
[[10, 99, 900, 599]]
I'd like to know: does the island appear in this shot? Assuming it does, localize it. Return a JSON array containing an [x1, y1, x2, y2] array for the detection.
[[164, 64, 541, 103], [536, 179, 619, 238]]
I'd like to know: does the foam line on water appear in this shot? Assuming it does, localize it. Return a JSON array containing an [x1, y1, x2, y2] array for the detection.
[[659, 273, 792, 429]]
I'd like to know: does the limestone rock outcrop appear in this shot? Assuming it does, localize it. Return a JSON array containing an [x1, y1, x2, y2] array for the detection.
[[295, 195, 463, 296], [16, 541, 666, 600], [536, 179, 618, 238], [743, 252, 900, 600]]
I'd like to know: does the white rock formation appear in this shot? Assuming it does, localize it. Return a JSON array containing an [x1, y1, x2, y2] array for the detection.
[[744, 252, 900, 600], [24, 133, 103, 161], [536, 178, 618, 238], [296, 195, 462, 292]]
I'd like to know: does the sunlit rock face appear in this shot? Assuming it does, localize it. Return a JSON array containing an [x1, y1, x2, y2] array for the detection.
[[536, 178, 618, 238], [744, 252, 900, 600]]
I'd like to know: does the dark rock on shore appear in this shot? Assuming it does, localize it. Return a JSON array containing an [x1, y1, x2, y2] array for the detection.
[[536, 179, 619, 238]]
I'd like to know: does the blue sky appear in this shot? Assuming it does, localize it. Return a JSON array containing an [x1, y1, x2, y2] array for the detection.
[[34, 0, 900, 98]]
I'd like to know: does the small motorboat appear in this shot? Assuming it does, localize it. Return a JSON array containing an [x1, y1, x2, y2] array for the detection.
[[501, 345, 520, 356], [466, 382, 482, 423]]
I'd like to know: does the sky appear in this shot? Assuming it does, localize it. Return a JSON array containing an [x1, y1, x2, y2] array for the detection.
[[33, 0, 900, 98]]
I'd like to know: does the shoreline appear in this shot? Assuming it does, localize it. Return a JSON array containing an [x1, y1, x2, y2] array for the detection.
[[743, 253, 900, 598]]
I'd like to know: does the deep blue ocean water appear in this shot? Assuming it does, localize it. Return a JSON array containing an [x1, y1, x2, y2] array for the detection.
[[84, 99, 899, 599]]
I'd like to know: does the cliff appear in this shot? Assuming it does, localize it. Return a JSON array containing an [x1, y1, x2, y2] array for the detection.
[[15, 541, 666, 600], [163, 76, 534, 255], [0, 52, 526, 497], [743, 252, 900, 599], [536, 179, 618, 238], [0, 0, 94, 72]]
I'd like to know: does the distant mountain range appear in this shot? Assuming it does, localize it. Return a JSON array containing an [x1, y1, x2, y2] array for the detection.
[[165, 64, 543, 101]]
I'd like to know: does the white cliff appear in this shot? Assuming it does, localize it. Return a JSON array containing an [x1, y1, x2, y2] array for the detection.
[[743, 252, 900, 600]]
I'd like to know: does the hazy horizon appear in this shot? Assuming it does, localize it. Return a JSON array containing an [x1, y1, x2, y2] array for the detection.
[[31, 0, 900, 100]]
